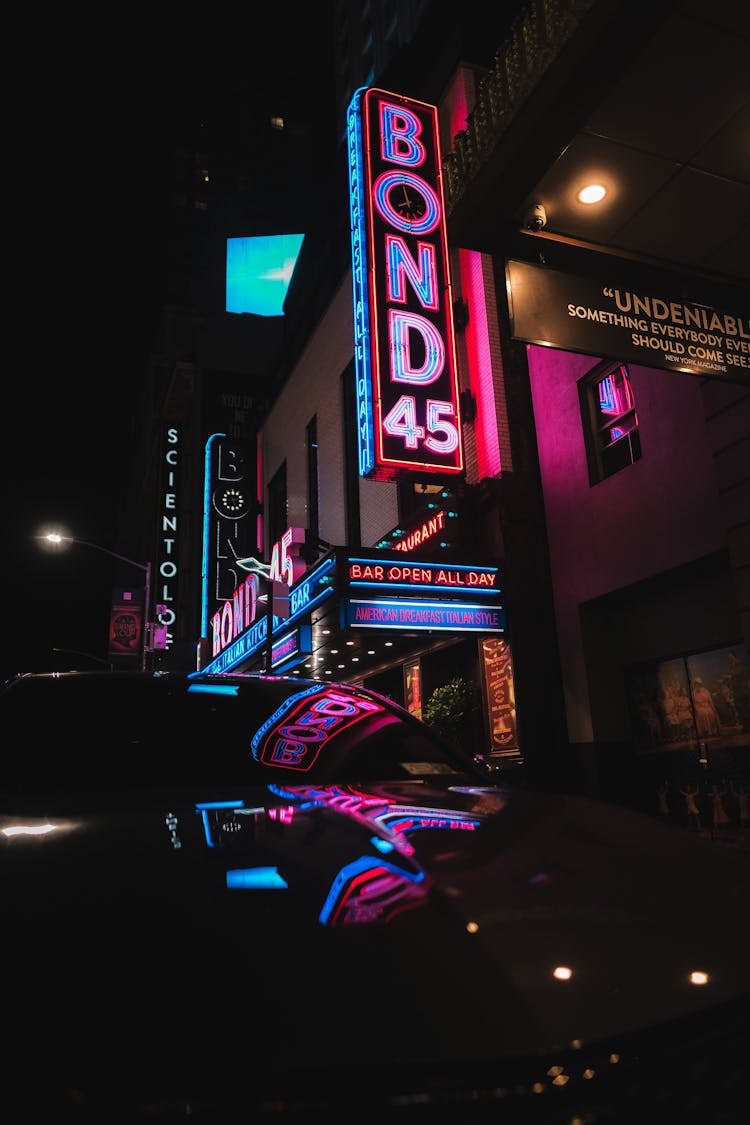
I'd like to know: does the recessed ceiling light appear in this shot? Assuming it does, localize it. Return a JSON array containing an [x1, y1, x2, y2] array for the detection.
[[577, 183, 606, 204]]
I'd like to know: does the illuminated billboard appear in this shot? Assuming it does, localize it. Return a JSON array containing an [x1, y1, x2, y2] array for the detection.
[[226, 234, 305, 317], [347, 88, 463, 480]]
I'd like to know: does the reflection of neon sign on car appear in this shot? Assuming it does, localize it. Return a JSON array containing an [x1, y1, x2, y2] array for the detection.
[[319, 858, 426, 926], [251, 686, 386, 771]]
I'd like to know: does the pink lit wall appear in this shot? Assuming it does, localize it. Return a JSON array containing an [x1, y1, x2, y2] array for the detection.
[[438, 64, 483, 155], [458, 249, 504, 478], [440, 67, 511, 482], [527, 344, 724, 742]]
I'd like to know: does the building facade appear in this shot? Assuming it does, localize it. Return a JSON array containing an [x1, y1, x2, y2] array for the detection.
[[121, 0, 749, 828]]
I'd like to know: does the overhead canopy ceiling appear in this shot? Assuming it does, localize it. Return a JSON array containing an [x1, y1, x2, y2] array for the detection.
[[448, 0, 749, 292]]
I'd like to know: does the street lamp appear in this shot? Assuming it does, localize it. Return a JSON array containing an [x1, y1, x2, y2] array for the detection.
[[41, 533, 152, 671]]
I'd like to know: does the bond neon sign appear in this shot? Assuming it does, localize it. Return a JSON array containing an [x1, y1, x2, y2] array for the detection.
[[209, 574, 259, 657], [348, 87, 463, 480], [201, 433, 252, 640], [200, 554, 335, 674]]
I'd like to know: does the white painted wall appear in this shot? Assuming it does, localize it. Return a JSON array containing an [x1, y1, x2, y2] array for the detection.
[[260, 270, 399, 550]]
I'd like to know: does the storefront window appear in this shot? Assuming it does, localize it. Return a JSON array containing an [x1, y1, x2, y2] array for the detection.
[[579, 361, 641, 483], [626, 645, 750, 835]]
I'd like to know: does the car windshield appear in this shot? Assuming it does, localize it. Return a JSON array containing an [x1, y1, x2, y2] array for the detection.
[[0, 671, 476, 796]]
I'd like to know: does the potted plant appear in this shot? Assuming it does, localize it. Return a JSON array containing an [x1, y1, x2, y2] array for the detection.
[[422, 675, 480, 751]]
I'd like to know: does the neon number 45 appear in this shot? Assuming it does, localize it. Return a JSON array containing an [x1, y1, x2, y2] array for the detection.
[[382, 395, 459, 453], [270, 527, 307, 587]]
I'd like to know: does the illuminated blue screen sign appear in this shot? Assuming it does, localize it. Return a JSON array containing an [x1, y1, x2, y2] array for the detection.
[[226, 234, 305, 317]]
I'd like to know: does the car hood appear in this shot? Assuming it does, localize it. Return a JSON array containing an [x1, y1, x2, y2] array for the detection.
[[4, 778, 749, 1109]]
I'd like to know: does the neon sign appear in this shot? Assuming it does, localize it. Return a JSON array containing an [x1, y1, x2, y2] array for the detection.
[[200, 555, 335, 674], [348, 559, 499, 592], [201, 434, 252, 639], [156, 425, 179, 646], [392, 509, 446, 552], [269, 526, 307, 587], [201, 615, 270, 674], [208, 525, 307, 662], [343, 599, 505, 632], [209, 574, 259, 657], [348, 87, 463, 479], [271, 625, 312, 673]]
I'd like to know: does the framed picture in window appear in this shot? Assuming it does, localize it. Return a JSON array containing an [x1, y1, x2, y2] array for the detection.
[[626, 645, 750, 770]]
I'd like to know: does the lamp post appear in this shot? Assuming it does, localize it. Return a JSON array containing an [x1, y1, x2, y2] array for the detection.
[[41, 534, 152, 671]]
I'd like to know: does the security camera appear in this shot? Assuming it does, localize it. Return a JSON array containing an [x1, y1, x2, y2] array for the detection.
[[523, 202, 547, 231]]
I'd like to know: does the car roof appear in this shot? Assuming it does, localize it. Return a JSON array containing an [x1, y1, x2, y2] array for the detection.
[[0, 668, 479, 797]]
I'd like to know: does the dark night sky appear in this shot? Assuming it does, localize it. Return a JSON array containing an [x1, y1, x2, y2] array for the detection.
[[3, 12, 336, 679]]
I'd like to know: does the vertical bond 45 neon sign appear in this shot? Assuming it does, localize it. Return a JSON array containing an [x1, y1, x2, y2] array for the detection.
[[348, 88, 463, 480]]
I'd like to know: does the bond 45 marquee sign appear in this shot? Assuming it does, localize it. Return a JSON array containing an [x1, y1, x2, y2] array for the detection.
[[348, 87, 463, 480]]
